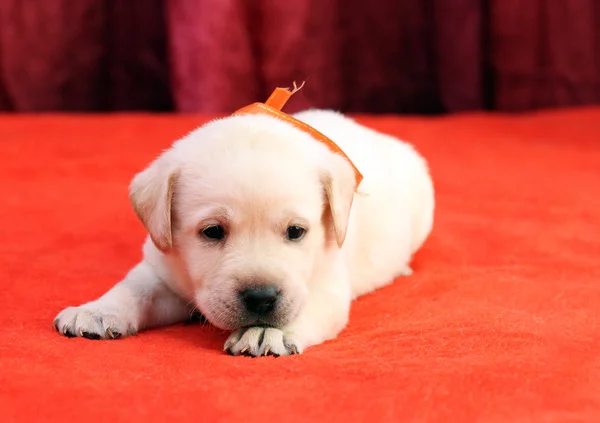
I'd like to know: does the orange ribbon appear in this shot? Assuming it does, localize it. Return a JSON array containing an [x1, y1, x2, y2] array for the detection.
[[232, 82, 363, 189]]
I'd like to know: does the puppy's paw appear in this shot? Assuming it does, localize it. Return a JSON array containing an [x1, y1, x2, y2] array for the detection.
[[224, 326, 300, 357], [53, 304, 137, 340]]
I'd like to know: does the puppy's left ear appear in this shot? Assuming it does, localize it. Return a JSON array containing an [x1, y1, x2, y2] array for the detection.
[[322, 154, 357, 248], [129, 154, 179, 252]]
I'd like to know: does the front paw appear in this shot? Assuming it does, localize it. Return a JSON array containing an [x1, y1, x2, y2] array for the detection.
[[224, 326, 300, 357], [53, 304, 137, 340]]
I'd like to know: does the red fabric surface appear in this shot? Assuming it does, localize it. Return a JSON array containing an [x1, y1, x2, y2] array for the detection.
[[1, 0, 600, 113], [1, 110, 599, 422]]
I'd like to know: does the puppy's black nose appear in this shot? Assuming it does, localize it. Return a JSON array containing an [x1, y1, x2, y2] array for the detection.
[[240, 286, 279, 316]]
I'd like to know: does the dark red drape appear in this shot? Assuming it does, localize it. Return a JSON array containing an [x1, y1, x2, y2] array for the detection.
[[0, 0, 598, 114]]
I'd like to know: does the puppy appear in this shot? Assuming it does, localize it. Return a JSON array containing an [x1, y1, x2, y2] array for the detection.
[[54, 108, 434, 356]]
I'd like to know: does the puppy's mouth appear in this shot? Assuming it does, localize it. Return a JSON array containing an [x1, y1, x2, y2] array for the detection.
[[240, 319, 276, 329], [196, 288, 299, 331], [234, 314, 288, 330], [199, 302, 296, 331], [240, 319, 275, 329]]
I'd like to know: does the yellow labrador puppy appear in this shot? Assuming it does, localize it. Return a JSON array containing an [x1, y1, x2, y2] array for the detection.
[[54, 108, 434, 356]]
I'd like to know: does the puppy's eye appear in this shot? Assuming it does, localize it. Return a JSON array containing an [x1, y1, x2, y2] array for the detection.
[[286, 225, 306, 241], [202, 225, 226, 241]]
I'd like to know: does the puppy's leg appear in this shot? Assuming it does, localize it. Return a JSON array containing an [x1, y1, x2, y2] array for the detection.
[[281, 268, 352, 353], [54, 261, 190, 339], [225, 255, 352, 356]]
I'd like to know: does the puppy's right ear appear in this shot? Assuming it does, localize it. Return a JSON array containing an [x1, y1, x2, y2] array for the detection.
[[129, 154, 178, 252]]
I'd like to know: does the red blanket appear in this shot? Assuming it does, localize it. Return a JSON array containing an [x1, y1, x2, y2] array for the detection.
[[1, 110, 599, 422]]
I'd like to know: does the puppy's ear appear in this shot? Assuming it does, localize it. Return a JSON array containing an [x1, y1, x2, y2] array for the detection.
[[322, 154, 357, 248], [129, 154, 179, 252]]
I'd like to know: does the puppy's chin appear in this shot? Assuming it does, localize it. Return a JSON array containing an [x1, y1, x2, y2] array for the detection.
[[201, 309, 296, 331], [194, 294, 301, 331]]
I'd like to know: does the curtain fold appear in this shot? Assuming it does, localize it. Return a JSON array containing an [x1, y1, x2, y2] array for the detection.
[[0, 0, 598, 113], [0, 0, 171, 111]]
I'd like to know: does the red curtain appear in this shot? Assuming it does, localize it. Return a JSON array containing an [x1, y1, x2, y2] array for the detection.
[[0, 0, 598, 113]]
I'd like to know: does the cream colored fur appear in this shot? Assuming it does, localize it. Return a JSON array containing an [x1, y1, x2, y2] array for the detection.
[[54, 110, 434, 357]]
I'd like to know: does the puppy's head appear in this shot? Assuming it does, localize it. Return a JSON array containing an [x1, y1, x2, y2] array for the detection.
[[129, 114, 356, 330]]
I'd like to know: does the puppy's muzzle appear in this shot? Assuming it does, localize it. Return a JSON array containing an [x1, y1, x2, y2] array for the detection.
[[240, 286, 279, 317]]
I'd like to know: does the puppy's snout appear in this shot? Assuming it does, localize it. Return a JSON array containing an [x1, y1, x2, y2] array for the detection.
[[240, 286, 279, 316]]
